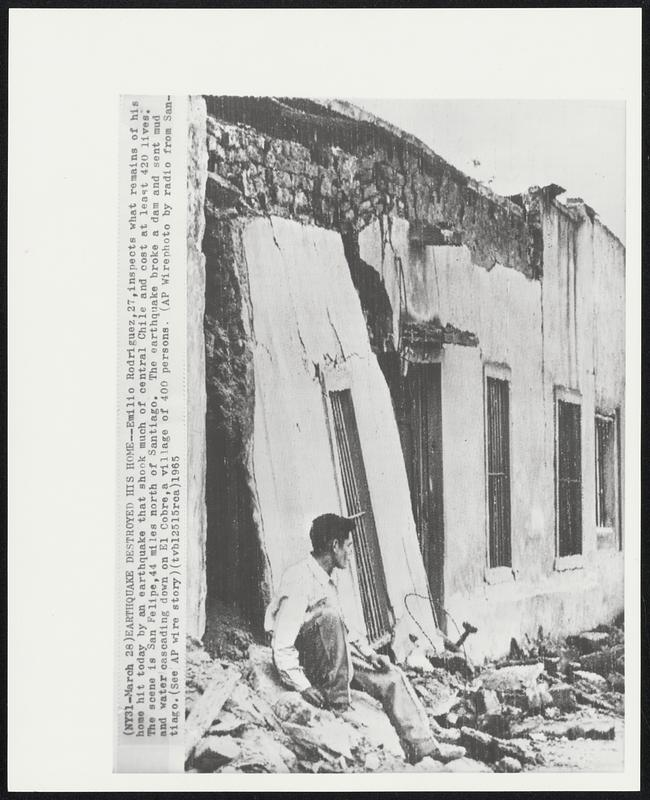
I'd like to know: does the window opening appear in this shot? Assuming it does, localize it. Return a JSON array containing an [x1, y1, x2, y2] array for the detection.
[[329, 389, 393, 645], [595, 411, 621, 550], [486, 376, 512, 567], [557, 398, 582, 557]]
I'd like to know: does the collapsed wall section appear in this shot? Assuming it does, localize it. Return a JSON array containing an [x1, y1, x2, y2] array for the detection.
[[192, 97, 625, 660], [203, 96, 542, 278], [202, 213, 270, 634], [240, 215, 439, 658]]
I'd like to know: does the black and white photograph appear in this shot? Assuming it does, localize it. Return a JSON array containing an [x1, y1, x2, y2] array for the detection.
[[8, 8, 641, 792], [183, 96, 626, 774]]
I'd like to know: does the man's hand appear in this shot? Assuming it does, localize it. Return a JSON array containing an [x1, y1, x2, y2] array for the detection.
[[369, 653, 392, 673], [301, 686, 326, 708]]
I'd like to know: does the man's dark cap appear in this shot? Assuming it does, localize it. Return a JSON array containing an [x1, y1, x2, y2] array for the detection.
[[311, 512, 364, 539]]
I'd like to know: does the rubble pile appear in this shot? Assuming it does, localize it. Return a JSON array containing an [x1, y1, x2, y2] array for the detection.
[[185, 609, 624, 773]]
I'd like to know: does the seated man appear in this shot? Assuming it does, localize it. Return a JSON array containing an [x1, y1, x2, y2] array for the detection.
[[264, 512, 440, 764]]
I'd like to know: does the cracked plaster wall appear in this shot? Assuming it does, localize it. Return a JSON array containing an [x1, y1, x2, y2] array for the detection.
[[191, 98, 625, 658], [241, 215, 438, 658], [356, 208, 623, 659]]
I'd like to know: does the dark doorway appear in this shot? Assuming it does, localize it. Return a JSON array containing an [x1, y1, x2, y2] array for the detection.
[[379, 356, 445, 624], [205, 426, 267, 636]]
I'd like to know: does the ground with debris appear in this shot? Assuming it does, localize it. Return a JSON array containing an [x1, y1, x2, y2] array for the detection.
[[185, 603, 624, 773]]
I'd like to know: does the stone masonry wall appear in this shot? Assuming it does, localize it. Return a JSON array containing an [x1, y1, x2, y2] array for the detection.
[[186, 96, 208, 639], [203, 96, 542, 279]]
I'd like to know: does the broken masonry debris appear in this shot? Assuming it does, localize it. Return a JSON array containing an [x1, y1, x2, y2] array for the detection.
[[184, 664, 240, 761], [183, 613, 624, 773]]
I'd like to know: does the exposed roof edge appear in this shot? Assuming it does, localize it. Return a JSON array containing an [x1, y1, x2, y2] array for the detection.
[[312, 98, 525, 219], [549, 193, 625, 250], [313, 99, 624, 251]]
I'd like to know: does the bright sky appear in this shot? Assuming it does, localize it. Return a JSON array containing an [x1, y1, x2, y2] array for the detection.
[[355, 99, 625, 243]]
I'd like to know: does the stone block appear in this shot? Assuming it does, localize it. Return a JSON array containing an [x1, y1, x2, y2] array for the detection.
[[375, 162, 395, 181], [363, 183, 379, 200], [573, 670, 609, 692], [461, 726, 535, 765], [271, 186, 292, 206], [208, 711, 247, 736], [478, 712, 511, 739], [496, 739, 534, 765], [495, 756, 522, 773], [544, 657, 560, 677], [460, 727, 498, 762], [277, 170, 294, 189], [404, 756, 446, 772], [436, 726, 462, 743], [579, 650, 618, 677], [364, 752, 381, 771], [240, 170, 252, 197], [608, 672, 624, 693], [479, 663, 544, 694], [443, 757, 492, 773], [405, 646, 434, 674], [567, 631, 611, 654], [293, 190, 310, 214], [234, 727, 298, 773], [427, 687, 461, 717], [316, 175, 332, 197], [469, 688, 501, 716], [223, 681, 279, 731], [193, 735, 241, 771], [435, 742, 466, 763], [290, 141, 309, 160], [273, 692, 318, 726], [525, 681, 553, 712], [281, 719, 355, 761], [355, 166, 374, 183], [206, 172, 244, 209], [566, 721, 615, 741]]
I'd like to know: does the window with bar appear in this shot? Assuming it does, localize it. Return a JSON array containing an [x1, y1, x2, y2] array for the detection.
[[556, 398, 582, 557], [328, 389, 393, 646], [486, 376, 512, 567], [595, 412, 619, 546]]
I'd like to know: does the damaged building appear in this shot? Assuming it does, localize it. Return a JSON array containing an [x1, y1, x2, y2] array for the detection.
[[186, 96, 625, 663]]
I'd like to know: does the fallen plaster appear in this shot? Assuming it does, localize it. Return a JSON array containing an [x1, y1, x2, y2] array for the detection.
[[241, 214, 439, 659], [187, 605, 625, 773]]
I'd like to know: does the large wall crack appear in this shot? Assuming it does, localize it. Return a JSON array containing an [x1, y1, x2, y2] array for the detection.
[[341, 227, 395, 354]]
